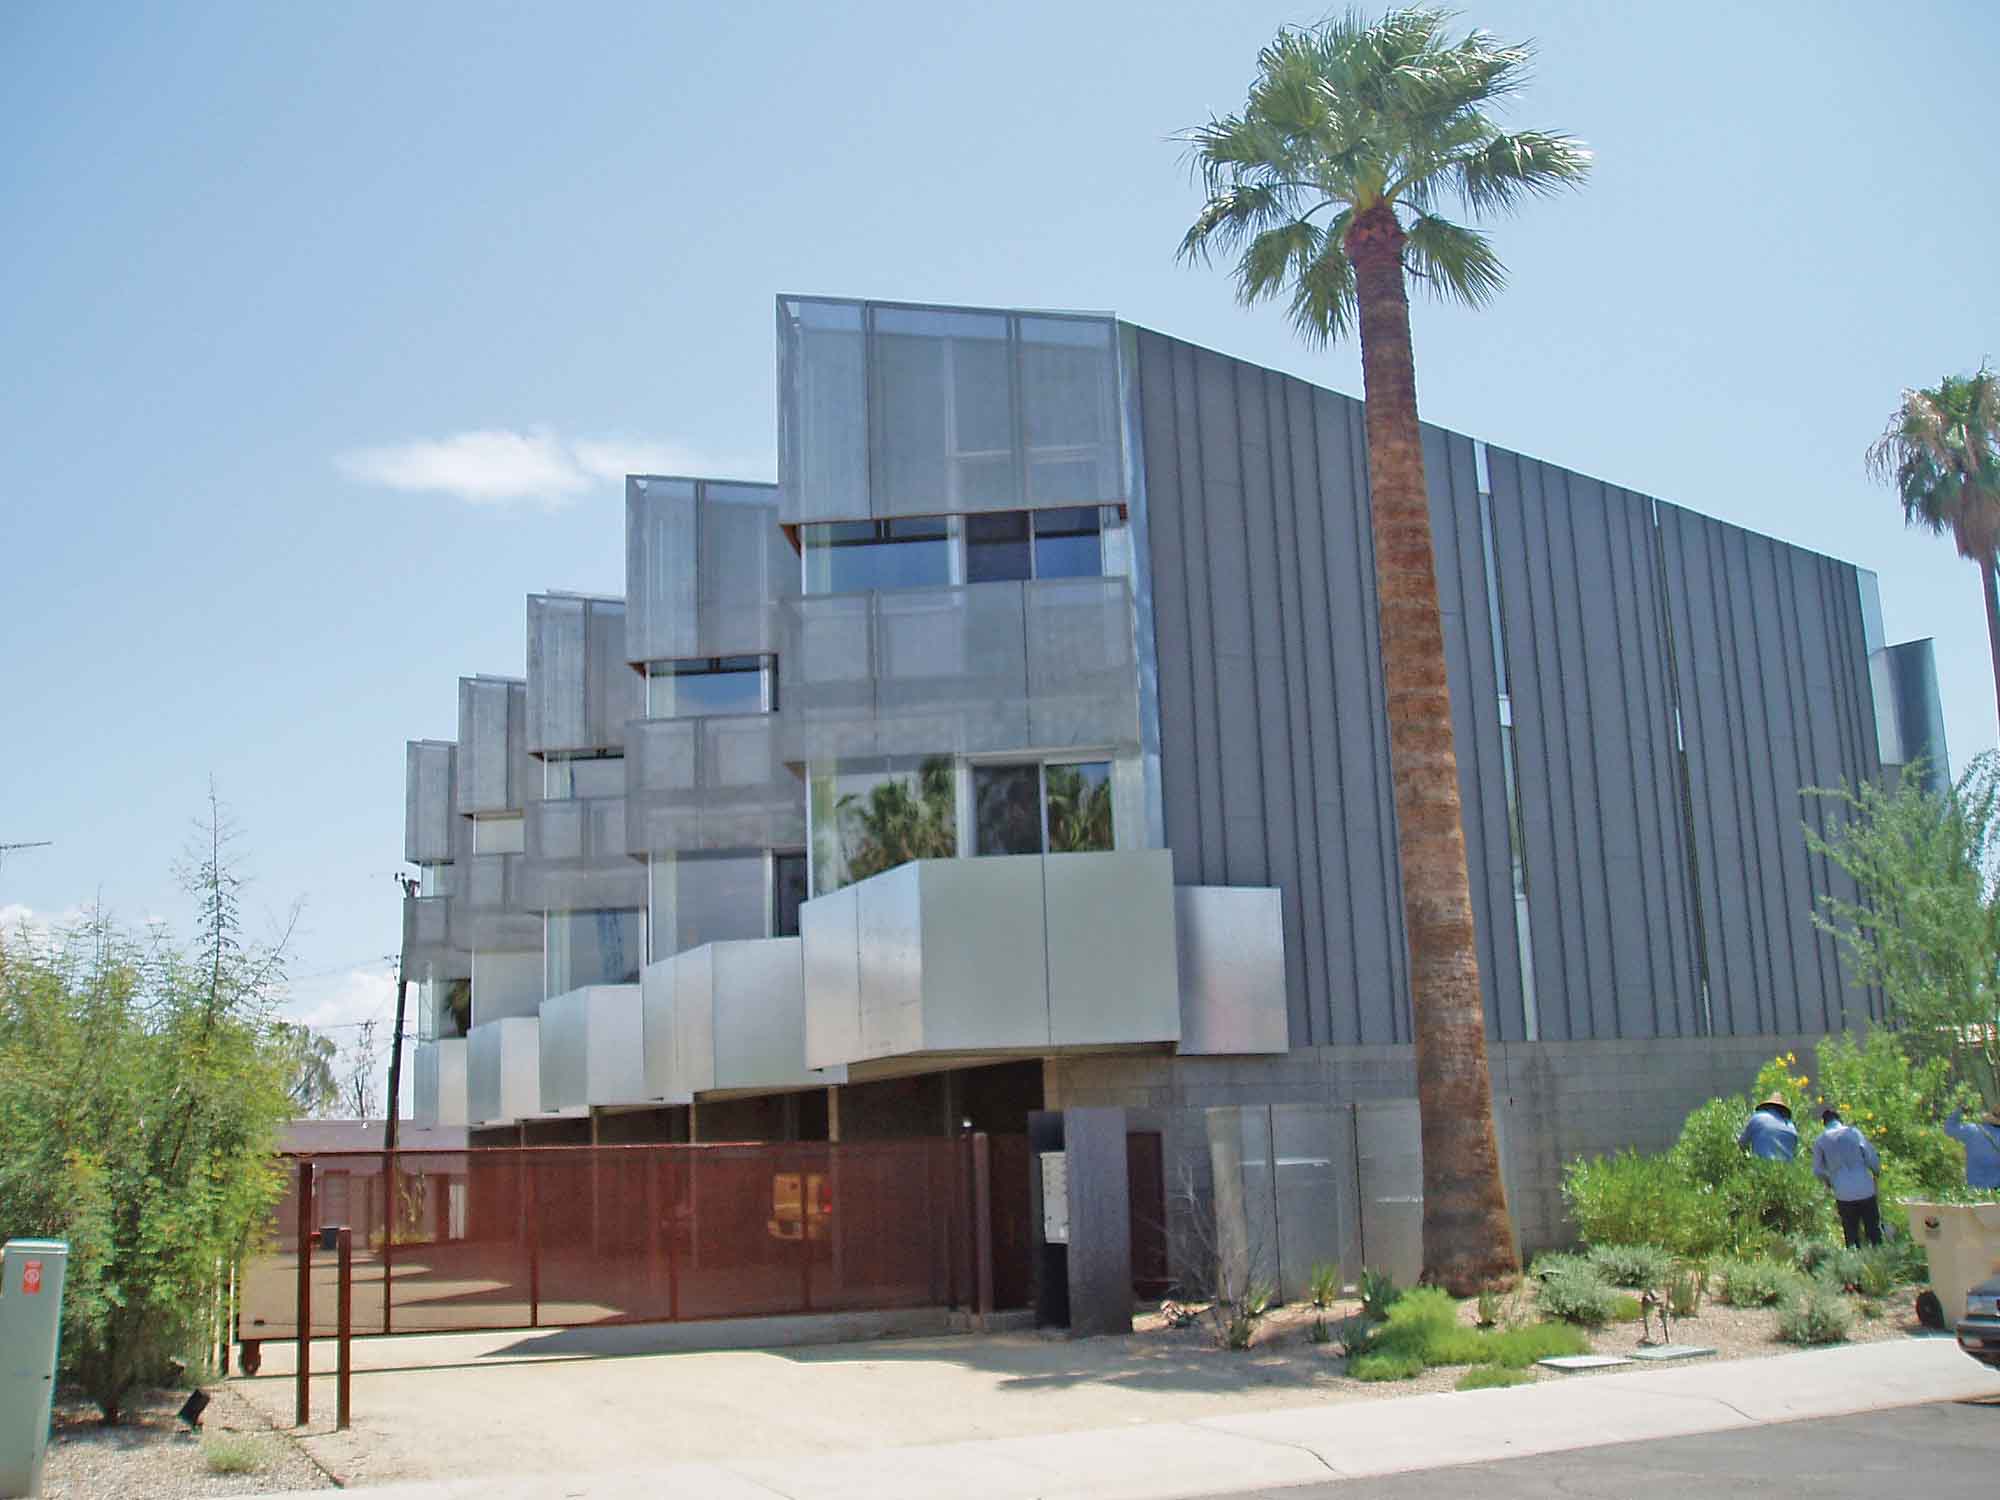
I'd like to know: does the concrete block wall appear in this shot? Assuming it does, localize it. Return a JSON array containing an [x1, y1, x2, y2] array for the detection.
[[1046, 1032, 1824, 1270]]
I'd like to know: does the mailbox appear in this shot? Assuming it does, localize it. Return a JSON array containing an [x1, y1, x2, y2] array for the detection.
[[1, 1239, 68, 1500]]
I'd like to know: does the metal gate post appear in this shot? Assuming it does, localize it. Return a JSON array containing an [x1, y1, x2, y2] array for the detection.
[[972, 1132, 994, 1319], [335, 1227, 353, 1431], [380, 1150, 395, 1335], [293, 1160, 314, 1427], [526, 1157, 541, 1329]]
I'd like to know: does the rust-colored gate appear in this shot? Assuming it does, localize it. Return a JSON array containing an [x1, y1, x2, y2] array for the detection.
[[239, 1139, 986, 1359]]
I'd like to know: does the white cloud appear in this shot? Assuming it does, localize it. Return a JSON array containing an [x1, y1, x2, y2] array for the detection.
[[337, 427, 765, 508], [0, 903, 86, 948]]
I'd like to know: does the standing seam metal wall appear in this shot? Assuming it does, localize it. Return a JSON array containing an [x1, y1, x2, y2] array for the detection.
[[1485, 450, 1701, 1041], [1130, 328, 1517, 1047], [1656, 502, 1881, 1035]]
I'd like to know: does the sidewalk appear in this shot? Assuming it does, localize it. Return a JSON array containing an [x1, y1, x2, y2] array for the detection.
[[242, 1336, 1996, 1500]]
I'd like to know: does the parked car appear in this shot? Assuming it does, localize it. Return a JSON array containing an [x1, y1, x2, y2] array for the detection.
[[1957, 1273, 2000, 1372]]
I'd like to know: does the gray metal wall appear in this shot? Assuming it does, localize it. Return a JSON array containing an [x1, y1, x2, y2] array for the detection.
[[1656, 500, 1881, 1034], [1129, 326, 1880, 1046], [404, 740, 456, 865], [1128, 327, 1515, 1047], [1485, 450, 1702, 1041], [526, 594, 643, 755], [455, 676, 530, 816]]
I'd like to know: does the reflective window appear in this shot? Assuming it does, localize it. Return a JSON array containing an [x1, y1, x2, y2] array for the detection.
[[648, 851, 768, 960], [647, 656, 773, 719], [542, 753, 625, 800], [1032, 507, 1104, 580], [802, 516, 952, 595], [544, 908, 644, 995], [971, 760, 1114, 857], [973, 764, 1043, 855], [1044, 761, 1113, 852], [809, 756, 958, 894], [965, 510, 1032, 584], [472, 814, 524, 855], [773, 853, 808, 938]]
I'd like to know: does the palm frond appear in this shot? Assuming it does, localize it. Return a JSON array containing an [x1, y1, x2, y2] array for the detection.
[[1453, 129, 1594, 215], [1284, 213, 1359, 349], [1867, 367, 2000, 563], [1402, 213, 1506, 308]]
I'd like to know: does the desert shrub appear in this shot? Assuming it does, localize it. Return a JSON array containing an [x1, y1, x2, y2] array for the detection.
[[1671, 1095, 1757, 1188], [1816, 1247, 1869, 1294], [1534, 1260, 1619, 1326], [204, 1436, 270, 1476], [1715, 1258, 1804, 1308], [1851, 1248, 1897, 1298], [1777, 1286, 1855, 1345], [1457, 1365, 1534, 1390], [1348, 1350, 1426, 1382], [1666, 1266, 1706, 1318], [1308, 1261, 1342, 1309], [1330, 1314, 1375, 1356], [1359, 1287, 1459, 1358], [1788, 1234, 1838, 1274], [1586, 1243, 1674, 1288], [1724, 1157, 1834, 1242], [1475, 1288, 1501, 1327], [1222, 1284, 1273, 1350], [1358, 1267, 1402, 1321], [1609, 1293, 1643, 1322], [1483, 1322, 1588, 1368], [1308, 1316, 1332, 1345], [1563, 1150, 1731, 1259], [1878, 1229, 1930, 1286], [1818, 1031, 1974, 1197]]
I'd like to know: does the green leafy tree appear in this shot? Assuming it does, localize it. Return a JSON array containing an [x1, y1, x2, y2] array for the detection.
[[0, 799, 293, 1421], [275, 1021, 340, 1117], [1866, 368, 2000, 728], [1044, 764, 1114, 853], [1177, 6, 1589, 1292], [1807, 752, 2000, 1109]]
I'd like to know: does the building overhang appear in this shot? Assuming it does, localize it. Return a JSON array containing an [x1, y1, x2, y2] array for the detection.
[[538, 983, 647, 1114]]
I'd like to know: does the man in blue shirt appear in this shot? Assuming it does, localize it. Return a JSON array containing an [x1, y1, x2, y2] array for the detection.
[[1812, 1108, 1883, 1247], [1738, 1095, 1799, 1161], [1944, 1104, 2000, 1190]]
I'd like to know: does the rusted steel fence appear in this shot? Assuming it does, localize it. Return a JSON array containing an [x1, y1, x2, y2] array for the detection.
[[239, 1139, 987, 1354]]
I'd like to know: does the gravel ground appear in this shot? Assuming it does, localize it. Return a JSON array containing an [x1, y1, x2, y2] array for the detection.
[[1131, 1281, 1926, 1398], [40, 1383, 332, 1500]]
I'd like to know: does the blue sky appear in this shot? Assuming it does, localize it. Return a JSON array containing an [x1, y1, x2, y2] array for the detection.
[[5, 2, 1995, 1104]]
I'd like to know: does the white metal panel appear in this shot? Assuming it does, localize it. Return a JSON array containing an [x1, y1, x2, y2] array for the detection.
[[1045, 850, 1178, 1048], [800, 884, 862, 1071], [468, 1017, 540, 1126], [1174, 886, 1290, 1055], [580, 984, 646, 1106], [538, 988, 590, 1113], [912, 856, 1047, 1053], [710, 938, 837, 1091], [640, 957, 691, 1103], [855, 862, 925, 1059], [673, 946, 717, 1095]]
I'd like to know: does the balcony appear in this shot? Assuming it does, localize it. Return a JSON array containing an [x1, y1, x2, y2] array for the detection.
[[412, 1039, 469, 1128], [400, 894, 466, 983], [800, 850, 1182, 1072], [642, 937, 841, 1102], [448, 852, 541, 953], [625, 714, 807, 855], [779, 576, 1140, 761], [467, 1016, 541, 1126], [538, 984, 646, 1113], [521, 796, 646, 913]]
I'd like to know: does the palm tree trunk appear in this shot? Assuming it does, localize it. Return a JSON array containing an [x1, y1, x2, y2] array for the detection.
[[1983, 555, 2000, 734], [1346, 204, 1518, 1293]]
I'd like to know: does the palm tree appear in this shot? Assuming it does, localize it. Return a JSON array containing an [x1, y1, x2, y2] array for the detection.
[[1178, 8, 1589, 1292], [1867, 367, 2000, 729]]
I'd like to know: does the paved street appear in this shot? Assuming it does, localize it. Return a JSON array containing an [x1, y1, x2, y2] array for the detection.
[[1236, 1398, 2000, 1499]]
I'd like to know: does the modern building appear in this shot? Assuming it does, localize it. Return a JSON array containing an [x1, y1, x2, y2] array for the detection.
[[402, 294, 1947, 1262]]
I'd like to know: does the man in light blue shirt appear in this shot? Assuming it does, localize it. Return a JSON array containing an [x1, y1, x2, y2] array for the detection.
[[1812, 1108, 1882, 1247], [1944, 1105, 2000, 1191], [1738, 1095, 1799, 1161]]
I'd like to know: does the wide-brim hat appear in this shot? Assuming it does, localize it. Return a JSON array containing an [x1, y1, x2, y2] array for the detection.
[[1755, 1095, 1793, 1118]]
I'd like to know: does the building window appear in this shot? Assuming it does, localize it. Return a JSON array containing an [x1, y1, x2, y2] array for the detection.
[[472, 814, 524, 855], [972, 759, 1114, 857], [809, 756, 958, 894], [542, 753, 625, 800], [965, 510, 1033, 584], [801, 516, 952, 595], [1032, 506, 1105, 580], [544, 908, 644, 996], [773, 852, 808, 938], [646, 656, 774, 719]]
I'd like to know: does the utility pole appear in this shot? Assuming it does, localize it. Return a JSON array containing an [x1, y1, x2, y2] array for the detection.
[[384, 874, 416, 1152]]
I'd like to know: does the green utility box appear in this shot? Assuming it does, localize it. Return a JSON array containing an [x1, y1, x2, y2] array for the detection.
[[0, 1240, 68, 1500]]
